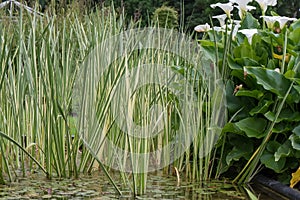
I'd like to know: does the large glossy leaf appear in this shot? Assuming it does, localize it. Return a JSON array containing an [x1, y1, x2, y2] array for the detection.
[[226, 135, 253, 165], [273, 122, 293, 133], [240, 12, 260, 29], [222, 123, 243, 134], [225, 81, 253, 119], [226, 146, 251, 165], [235, 117, 267, 138], [274, 140, 292, 161], [233, 43, 261, 61], [293, 125, 300, 136], [236, 58, 261, 67], [289, 27, 300, 46], [236, 90, 264, 99], [246, 67, 291, 97], [291, 19, 300, 30], [264, 109, 300, 123], [266, 141, 281, 152], [261, 141, 286, 173], [249, 99, 273, 115], [289, 125, 300, 151], [294, 85, 300, 94], [228, 56, 243, 70], [290, 135, 300, 151], [261, 152, 286, 173]]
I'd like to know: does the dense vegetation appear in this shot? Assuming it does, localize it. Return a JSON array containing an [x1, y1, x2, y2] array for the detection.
[[22, 0, 300, 31], [0, 0, 300, 197]]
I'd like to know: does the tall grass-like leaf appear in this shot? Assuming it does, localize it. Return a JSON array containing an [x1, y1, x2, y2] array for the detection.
[[0, 131, 47, 175]]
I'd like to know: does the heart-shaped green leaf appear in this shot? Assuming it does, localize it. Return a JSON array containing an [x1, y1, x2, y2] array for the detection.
[[236, 90, 264, 99], [274, 140, 292, 161], [235, 117, 267, 138], [246, 67, 291, 97], [261, 152, 286, 173]]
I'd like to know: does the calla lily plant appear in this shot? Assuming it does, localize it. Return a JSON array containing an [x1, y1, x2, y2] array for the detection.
[[194, 0, 300, 186]]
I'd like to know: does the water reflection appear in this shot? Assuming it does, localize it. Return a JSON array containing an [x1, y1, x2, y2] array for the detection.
[[0, 171, 249, 199]]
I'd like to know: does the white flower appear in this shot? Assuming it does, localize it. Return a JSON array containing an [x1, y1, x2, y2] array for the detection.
[[274, 68, 280, 73], [213, 21, 241, 40], [260, 16, 278, 29], [260, 16, 297, 29], [234, 5, 256, 19], [212, 14, 227, 26], [238, 29, 258, 44], [254, 0, 277, 13], [194, 23, 211, 32], [230, 0, 252, 10], [276, 16, 297, 29], [210, 2, 234, 17], [232, 23, 241, 39], [221, 20, 240, 30], [213, 27, 224, 32], [234, 20, 242, 26]]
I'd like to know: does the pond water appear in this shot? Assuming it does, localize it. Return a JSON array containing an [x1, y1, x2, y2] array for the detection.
[[0, 171, 253, 199]]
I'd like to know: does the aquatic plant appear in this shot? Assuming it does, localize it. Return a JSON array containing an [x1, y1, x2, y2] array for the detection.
[[0, 6, 124, 192], [0, 4, 227, 196], [195, 0, 300, 184]]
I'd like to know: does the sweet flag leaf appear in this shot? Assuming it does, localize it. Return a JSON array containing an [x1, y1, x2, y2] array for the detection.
[[235, 117, 267, 138], [245, 67, 291, 97]]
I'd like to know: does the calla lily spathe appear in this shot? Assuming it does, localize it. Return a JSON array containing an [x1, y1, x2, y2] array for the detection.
[[230, 0, 252, 10], [212, 14, 228, 26], [276, 16, 297, 29], [254, 0, 277, 13], [194, 23, 211, 32], [260, 16, 278, 29], [229, 0, 255, 19], [210, 2, 234, 17], [238, 29, 258, 44], [260, 16, 297, 29], [234, 5, 256, 19]]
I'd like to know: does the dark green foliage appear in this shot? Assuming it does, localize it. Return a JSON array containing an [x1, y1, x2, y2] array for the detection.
[[14, 0, 300, 31], [152, 5, 178, 28]]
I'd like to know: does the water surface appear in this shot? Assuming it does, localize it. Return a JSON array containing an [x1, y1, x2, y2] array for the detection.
[[0, 171, 250, 199]]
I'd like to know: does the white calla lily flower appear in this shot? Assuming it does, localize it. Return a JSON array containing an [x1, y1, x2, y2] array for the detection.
[[210, 2, 234, 17], [255, 0, 277, 13], [276, 16, 297, 29], [212, 14, 228, 27], [260, 16, 297, 29], [260, 16, 278, 29], [234, 5, 256, 19], [234, 20, 242, 26], [232, 23, 241, 40], [238, 29, 258, 44], [194, 23, 211, 32], [230, 0, 252, 10], [230, 0, 252, 6], [274, 68, 280, 73], [213, 27, 224, 32]]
